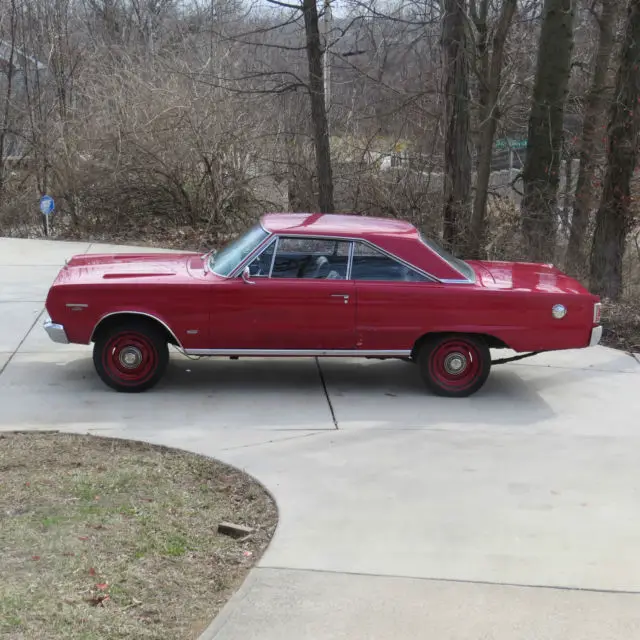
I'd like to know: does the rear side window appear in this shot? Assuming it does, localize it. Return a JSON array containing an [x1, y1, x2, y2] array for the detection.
[[351, 243, 428, 282]]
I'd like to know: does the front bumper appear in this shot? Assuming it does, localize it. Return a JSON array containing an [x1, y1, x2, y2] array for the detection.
[[589, 325, 603, 347], [44, 319, 69, 344]]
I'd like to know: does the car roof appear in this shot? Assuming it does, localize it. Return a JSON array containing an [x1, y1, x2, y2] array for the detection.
[[260, 213, 419, 239]]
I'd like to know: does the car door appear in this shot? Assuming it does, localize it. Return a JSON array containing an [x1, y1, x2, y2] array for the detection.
[[351, 242, 435, 351], [206, 236, 357, 351]]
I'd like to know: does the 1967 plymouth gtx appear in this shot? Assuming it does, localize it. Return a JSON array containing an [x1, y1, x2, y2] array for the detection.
[[43, 213, 602, 397]]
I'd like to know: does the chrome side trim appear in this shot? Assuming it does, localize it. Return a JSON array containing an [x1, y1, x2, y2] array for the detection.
[[90, 311, 183, 348], [589, 325, 603, 347], [184, 349, 411, 357], [440, 279, 475, 285], [44, 320, 69, 344]]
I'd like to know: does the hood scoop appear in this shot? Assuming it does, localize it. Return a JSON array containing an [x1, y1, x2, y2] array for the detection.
[[101, 263, 177, 279]]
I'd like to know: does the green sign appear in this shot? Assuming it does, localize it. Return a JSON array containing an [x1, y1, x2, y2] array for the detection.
[[494, 138, 527, 150]]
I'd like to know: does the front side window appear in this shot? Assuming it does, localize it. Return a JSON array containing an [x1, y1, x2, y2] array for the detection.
[[247, 240, 275, 277], [271, 238, 350, 279], [210, 225, 270, 277], [351, 242, 428, 282]]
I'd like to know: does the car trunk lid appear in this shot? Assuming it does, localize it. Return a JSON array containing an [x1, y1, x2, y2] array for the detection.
[[466, 260, 592, 295]]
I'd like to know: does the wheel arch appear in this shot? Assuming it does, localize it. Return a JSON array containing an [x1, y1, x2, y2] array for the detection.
[[411, 331, 510, 359], [90, 311, 182, 348]]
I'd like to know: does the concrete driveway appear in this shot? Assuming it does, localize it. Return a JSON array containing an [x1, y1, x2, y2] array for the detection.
[[2, 236, 640, 639]]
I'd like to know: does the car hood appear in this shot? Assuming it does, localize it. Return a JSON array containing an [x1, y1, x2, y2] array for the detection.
[[57, 252, 202, 284], [466, 260, 592, 295]]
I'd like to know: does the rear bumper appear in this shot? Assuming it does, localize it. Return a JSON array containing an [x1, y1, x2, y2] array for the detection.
[[589, 325, 603, 347], [44, 319, 69, 344]]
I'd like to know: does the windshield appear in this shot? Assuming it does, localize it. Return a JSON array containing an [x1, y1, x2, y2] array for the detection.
[[210, 225, 270, 277], [420, 233, 475, 282]]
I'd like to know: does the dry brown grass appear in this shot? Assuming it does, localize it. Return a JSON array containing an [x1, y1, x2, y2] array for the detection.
[[0, 432, 277, 640], [601, 298, 640, 353]]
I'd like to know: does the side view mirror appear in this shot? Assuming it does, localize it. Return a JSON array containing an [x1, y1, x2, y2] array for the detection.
[[241, 266, 255, 285]]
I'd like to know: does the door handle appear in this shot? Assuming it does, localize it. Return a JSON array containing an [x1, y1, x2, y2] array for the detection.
[[331, 294, 350, 304]]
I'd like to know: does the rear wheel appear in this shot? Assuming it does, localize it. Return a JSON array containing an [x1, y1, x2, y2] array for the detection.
[[93, 321, 168, 392], [417, 334, 491, 398]]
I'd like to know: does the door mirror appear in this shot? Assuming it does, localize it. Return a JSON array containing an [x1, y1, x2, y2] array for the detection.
[[241, 266, 255, 285]]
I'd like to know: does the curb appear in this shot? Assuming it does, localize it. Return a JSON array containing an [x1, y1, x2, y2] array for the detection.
[[197, 569, 260, 640]]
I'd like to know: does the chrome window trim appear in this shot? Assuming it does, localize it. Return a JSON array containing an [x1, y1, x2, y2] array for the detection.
[[227, 232, 275, 279], [350, 240, 432, 283], [268, 236, 279, 277], [223, 224, 475, 285], [230, 232, 443, 283], [185, 348, 411, 357], [90, 311, 183, 348], [418, 234, 475, 283], [237, 234, 278, 279], [346, 241, 355, 280], [440, 278, 475, 285]]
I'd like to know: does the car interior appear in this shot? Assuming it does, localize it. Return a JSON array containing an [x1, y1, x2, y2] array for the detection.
[[247, 238, 428, 282]]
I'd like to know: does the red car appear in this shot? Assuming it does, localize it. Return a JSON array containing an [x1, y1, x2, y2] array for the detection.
[[43, 213, 602, 397]]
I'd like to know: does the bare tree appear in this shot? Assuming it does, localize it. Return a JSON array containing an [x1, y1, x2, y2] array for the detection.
[[589, 0, 640, 300], [441, 0, 470, 253], [301, 0, 334, 212], [0, 0, 18, 208], [564, 0, 617, 277], [521, 0, 576, 262], [466, 0, 517, 258]]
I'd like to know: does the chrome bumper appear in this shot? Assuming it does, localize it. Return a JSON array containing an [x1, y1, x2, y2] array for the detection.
[[44, 319, 69, 344], [589, 325, 603, 347]]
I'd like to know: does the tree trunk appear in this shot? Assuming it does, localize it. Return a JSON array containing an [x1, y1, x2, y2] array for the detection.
[[442, 0, 471, 254], [521, 0, 575, 262], [561, 153, 574, 230], [0, 0, 18, 210], [589, 0, 640, 301], [302, 0, 334, 213], [565, 0, 617, 278], [467, 0, 517, 259]]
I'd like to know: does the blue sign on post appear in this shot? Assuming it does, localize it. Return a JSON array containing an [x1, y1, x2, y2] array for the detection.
[[40, 195, 55, 216]]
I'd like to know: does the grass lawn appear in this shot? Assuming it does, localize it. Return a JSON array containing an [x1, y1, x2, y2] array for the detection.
[[0, 432, 277, 639]]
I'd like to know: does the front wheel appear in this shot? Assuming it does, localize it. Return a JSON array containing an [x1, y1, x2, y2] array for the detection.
[[93, 322, 169, 392], [417, 334, 491, 398]]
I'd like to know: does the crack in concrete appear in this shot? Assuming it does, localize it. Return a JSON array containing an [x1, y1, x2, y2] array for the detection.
[[0, 309, 45, 378], [315, 357, 339, 429], [257, 565, 640, 597]]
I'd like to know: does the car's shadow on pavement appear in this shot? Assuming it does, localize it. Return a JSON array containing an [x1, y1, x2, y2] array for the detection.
[[0, 353, 622, 432]]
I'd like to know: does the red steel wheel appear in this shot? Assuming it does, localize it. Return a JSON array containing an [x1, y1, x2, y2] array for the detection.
[[417, 334, 491, 397], [93, 321, 168, 392]]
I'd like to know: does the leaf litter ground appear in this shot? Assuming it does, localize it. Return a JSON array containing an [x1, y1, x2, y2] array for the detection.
[[0, 432, 277, 640]]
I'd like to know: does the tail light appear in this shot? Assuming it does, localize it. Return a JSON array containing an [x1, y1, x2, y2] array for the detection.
[[593, 302, 602, 324]]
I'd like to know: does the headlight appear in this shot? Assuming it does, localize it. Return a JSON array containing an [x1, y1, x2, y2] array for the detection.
[[552, 304, 567, 319]]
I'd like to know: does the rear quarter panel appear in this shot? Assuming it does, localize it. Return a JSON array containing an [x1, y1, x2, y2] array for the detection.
[[355, 282, 596, 352]]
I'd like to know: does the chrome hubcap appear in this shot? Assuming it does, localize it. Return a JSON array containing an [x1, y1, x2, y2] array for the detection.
[[119, 346, 143, 369], [444, 352, 467, 375]]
